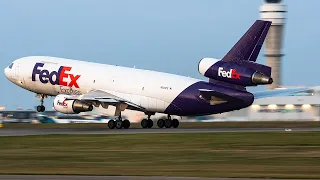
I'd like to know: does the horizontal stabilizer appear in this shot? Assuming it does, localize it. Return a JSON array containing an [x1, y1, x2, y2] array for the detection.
[[253, 87, 311, 99]]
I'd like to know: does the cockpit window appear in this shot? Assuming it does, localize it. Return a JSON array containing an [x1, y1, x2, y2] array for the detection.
[[8, 63, 14, 69]]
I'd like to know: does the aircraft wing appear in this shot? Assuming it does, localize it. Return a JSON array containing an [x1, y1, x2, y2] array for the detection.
[[252, 87, 311, 99], [65, 89, 147, 112]]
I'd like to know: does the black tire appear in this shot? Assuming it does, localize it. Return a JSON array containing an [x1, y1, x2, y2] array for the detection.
[[147, 119, 153, 128], [123, 119, 130, 129], [108, 120, 115, 129], [115, 120, 123, 129], [41, 105, 45, 112], [172, 119, 179, 128], [164, 119, 172, 128], [36, 106, 42, 112], [157, 119, 165, 128], [141, 119, 148, 128], [37, 105, 45, 112]]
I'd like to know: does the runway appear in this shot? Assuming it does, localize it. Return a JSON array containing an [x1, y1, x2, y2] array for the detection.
[[0, 175, 308, 180], [0, 127, 320, 136]]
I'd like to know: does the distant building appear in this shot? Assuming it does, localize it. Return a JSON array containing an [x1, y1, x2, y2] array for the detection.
[[260, 0, 287, 89], [0, 110, 57, 123], [191, 87, 320, 122]]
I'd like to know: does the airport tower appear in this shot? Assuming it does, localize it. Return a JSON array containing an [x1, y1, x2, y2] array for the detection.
[[260, 0, 287, 89]]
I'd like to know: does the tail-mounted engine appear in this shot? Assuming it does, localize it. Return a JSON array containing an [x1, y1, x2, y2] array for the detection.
[[198, 58, 273, 87], [53, 94, 93, 114]]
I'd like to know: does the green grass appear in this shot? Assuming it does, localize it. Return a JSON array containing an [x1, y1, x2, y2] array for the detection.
[[3, 121, 320, 129], [0, 132, 320, 178]]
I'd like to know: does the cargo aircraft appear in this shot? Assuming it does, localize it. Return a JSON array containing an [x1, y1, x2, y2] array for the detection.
[[4, 20, 309, 129]]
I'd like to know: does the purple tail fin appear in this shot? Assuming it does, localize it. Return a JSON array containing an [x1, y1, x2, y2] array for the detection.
[[222, 20, 271, 62]]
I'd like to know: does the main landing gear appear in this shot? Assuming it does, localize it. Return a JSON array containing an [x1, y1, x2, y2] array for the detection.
[[141, 115, 154, 128], [141, 115, 179, 129], [107, 112, 130, 129], [36, 94, 46, 112]]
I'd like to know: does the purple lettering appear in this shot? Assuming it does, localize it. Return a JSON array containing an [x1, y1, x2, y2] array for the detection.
[[39, 70, 49, 83], [32, 63, 44, 81], [49, 71, 59, 85]]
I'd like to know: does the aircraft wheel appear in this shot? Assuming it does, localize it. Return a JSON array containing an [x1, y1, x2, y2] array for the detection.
[[36, 106, 41, 112], [41, 106, 45, 112], [164, 119, 172, 128], [141, 119, 148, 128], [157, 119, 165, 128], [108, 120, 116, 129], [172, 119, 179, 128], [115, 120, 123, 129], [123, 119, 130, 129], [37, 105, 45, 112], [147, 119, 153, 128]]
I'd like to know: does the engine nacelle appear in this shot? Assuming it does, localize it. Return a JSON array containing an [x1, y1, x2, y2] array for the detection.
[[53, 95, 93, 114], [198, 58, 273, 86]]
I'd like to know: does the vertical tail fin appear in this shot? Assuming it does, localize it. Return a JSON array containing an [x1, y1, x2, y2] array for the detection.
[[222, 20, 271, 62]]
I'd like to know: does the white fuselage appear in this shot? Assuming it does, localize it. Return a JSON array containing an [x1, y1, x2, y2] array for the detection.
[[5, 56, 201, 113]]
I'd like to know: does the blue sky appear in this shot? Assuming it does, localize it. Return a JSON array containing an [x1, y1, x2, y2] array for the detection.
[[0, 0, 319, 109]]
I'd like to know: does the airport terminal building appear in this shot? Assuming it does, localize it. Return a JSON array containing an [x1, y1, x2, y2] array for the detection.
[[210, 96, 319, 122]]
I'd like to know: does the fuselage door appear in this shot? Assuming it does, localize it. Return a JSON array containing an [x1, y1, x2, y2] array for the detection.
[[13, 63, 26, 88]]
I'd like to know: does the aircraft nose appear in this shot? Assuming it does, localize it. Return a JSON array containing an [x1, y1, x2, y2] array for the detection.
[[4, 67, 9, 78]]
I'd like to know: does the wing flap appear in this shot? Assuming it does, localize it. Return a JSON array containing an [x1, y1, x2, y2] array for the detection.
[[253, 87, 311, 99]]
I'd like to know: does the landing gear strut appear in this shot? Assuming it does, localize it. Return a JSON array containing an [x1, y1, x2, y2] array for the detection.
[[36, 94, 46, 112], [108, 111, 130, 129]]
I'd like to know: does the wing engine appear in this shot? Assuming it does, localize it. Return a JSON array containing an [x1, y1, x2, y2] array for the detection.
[[53, 94, 93, 114]]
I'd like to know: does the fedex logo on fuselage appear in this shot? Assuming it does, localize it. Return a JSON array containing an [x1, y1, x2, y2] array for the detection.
[[32, 63, 81, 88], [218, 67, 240, 80]]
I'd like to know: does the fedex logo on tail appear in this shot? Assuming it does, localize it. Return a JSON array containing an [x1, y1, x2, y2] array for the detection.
[[218, 67, 240, 80], [32, 63, 81, 88]]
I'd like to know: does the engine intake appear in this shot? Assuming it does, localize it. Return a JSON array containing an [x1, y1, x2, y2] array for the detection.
[[53, 95, 93, 114], [198, 58, 273, 86]]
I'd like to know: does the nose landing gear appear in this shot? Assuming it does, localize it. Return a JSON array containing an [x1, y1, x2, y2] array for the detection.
[[36, 94, 46, 112]]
